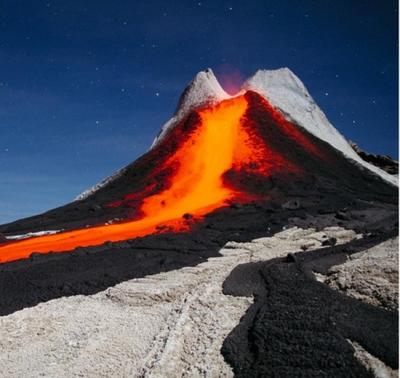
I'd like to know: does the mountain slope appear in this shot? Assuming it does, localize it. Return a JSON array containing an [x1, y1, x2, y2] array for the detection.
[[74, 68, 397, 203], [243, 68, 397, 185], [0, 67, 397, 377], [0, 85, 396, 312], [75, 69, 230, 201], [0, 90, 395, 254]]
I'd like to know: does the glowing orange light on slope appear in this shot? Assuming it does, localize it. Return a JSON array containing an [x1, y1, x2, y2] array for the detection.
[[0, 96, 251, 263], [141, 95, 248, 219]]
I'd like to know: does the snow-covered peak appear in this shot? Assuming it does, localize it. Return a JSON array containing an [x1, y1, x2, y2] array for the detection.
[[76, 69, 230, 201], [242, 68, 397, 186], [174, 68, 230, 115], [150, 69, 230, 149], [75, 67, 396, 201], [243, 68, 308, 96]]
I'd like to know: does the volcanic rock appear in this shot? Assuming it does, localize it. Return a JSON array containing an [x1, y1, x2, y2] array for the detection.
[[89, 204, 102, 212], [0, 226, 376, 377], [325, 237, 399, 311], [0, 233, 7, 243], [222, 232, 398, 377], [282, 199, 301, 210], [242, 69, 397, 186], [322, 237, 337, 246], [336, 210, 351, 221], [0, 68, 397, 378], [349, 140, 399, 175]]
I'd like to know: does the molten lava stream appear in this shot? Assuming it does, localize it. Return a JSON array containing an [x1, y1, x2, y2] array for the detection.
[[0, 96, 250, 263]]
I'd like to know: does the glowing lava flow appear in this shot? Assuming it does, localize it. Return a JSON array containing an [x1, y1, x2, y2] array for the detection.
[[0, 96, 253, 263]]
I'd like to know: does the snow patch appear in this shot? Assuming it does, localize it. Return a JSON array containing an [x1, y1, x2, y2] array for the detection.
[[6, 230, 62, 241], [74, 167, 127, 201], [150, 68, 230, 149]]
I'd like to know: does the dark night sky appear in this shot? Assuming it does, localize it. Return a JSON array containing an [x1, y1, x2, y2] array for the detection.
[[0, 0, 398, 224]]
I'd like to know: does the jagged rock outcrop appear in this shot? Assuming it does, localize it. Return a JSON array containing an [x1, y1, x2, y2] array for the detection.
[[349, 141, 398, 175]]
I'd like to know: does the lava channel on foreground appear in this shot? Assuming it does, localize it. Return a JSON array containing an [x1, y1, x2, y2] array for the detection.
[[0, 92, 326, 263]]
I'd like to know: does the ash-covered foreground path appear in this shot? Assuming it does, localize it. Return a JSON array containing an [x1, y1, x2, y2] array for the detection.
[[0, 227, 397, 377]]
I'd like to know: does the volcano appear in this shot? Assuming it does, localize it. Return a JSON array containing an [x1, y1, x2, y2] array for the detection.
[[0, 68, 398, 377]]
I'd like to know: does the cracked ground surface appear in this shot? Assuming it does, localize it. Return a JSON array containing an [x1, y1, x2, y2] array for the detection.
[[1, 226, 382, 378]]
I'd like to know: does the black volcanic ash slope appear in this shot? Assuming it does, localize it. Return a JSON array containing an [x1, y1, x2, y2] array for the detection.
[[221, 232, 399, 377], [0, 182, 397, 317], [0, 113, 206, 235]]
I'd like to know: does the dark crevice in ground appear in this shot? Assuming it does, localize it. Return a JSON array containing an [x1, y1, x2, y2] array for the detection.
[[221, 230, 398, 377]]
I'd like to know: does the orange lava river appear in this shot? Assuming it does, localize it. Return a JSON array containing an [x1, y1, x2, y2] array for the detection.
[[0, 95, 262, 263]]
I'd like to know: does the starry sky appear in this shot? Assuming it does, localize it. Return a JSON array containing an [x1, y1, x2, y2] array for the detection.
[[0, 0, 398, 224]]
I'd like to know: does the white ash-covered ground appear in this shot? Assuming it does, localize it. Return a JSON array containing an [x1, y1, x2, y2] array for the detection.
[[1, 226, 396, 378]]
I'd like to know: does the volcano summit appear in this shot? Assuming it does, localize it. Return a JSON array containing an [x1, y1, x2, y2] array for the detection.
[[0, 69, 398, 377]]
